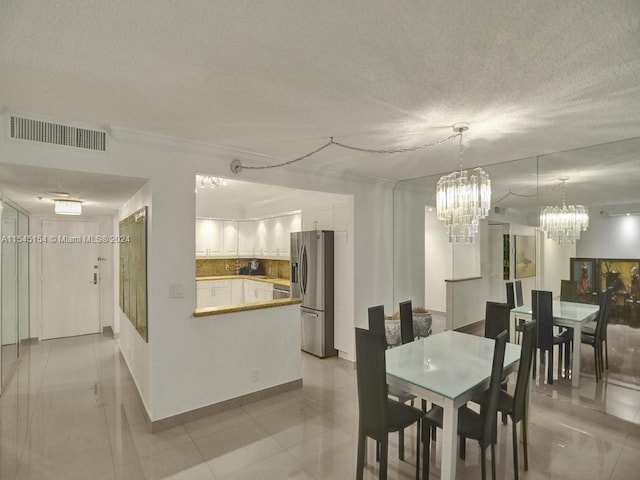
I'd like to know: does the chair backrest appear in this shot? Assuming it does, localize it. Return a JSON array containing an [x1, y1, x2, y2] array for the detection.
[[505, 282, 516, 309], [355, 327, 388, 440], [484, 301, 511, 339], [483, 330, 508, 445], [512, 321, 536, 423], [399, 300, 414, 344], [368, 305, 385, 336], [515, 280, 524, 307], [560, 280, 578, 302], [601, 286, 613, 341], [594, 287, 613, 342], [532, 290, 554, 351]]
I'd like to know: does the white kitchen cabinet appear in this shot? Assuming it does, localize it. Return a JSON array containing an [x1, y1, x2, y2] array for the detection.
[[271, 216, 285, 257], [197, 279, 232, 307], [289, 213, 301, 234], [223, 220, 238, 256], [195, 218, 223, 257], [333, 203, 349, 232], [254, 219, 268, 256], [238, 220, 255, 256], [243, 279, 273, 303], [231, 279, 243, 304], [195, 218, 210, 257], [302, 206, 334, 231]]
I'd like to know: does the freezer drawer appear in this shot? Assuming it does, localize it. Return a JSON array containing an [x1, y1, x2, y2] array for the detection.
[[300, 307, 336, 357], [301, 308, 324, 356]]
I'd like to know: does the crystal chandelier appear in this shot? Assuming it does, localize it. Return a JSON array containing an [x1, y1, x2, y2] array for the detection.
[[540, 178, 589, 245], [436, 124, 491, 244], [195, 175, 228, 192]]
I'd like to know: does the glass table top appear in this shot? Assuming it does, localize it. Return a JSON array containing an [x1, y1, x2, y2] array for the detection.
[[385, 330, 521, 400], [512, 300, 599, 323]]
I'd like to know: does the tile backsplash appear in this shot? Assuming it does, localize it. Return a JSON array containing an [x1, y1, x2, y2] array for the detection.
[[196, 258, 291, 279]]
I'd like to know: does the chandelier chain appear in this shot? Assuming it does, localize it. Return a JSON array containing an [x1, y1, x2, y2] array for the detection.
[[237, 133, 461, 170]]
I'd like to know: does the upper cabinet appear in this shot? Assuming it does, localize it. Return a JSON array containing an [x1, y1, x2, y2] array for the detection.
[[301, 203, 348, 232], [223, 220, 238, 256], [195, 218, 223, 257], [197, 212, 302, 259], [238, 220, 255, 256]]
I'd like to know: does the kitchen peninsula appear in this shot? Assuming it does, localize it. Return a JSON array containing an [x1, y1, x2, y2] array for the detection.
[[194, 257, 300, 316]]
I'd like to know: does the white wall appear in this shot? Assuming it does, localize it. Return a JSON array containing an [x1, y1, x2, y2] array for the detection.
[[0, 112, 395, 421], [425, 208, 451, 312], [540, 232, 575, 297], [577, 214, 640, 258], [118, 181, 153, 417], [393, 184, 426, 310]]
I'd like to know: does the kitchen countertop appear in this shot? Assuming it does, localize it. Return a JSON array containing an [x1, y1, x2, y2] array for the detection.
[[196, 275, 290, 287], [193, 297, 301, 317]]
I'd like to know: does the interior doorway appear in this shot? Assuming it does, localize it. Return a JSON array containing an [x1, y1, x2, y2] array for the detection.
[[41, 219, 101, 340]]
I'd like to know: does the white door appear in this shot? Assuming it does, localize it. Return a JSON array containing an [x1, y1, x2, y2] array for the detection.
[[41, 219, 101, 339]]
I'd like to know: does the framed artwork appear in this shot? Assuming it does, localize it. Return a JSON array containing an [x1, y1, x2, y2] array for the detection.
[[570, 258, 597, 303], [598, 258, 640, 296], [515, 236, 536, 279], [119, 206, 148, 342]]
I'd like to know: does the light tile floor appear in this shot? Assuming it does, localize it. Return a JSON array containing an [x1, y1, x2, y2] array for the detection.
[[1, 332, 640, 479]]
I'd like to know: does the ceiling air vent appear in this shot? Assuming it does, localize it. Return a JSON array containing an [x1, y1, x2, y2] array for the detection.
[[10, 116, 106, 151]]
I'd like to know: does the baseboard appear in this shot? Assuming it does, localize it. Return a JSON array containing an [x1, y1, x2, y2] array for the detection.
[[102, 326, 114, 337], [150, 378, 303, 433], [20, 337, 39, 345]]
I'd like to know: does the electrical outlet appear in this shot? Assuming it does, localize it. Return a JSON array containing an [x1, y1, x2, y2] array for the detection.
[[169, 283, 184, 298], [225, 264, 230, 271], [251, 368, 259, 382]]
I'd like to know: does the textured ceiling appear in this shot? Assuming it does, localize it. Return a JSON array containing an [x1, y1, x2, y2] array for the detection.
[[1, 0, 639, 183]]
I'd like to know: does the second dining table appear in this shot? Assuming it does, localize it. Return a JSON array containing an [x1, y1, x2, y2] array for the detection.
[[510, 300, 600, 387], [386, 330, 521, 480]]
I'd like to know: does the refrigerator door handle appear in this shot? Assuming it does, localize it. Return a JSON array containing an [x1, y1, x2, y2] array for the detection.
[[301, 244, 307, 296], [301, 309, 319, 317]]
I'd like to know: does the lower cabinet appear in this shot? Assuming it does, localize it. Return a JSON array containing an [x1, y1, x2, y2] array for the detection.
[[197, 280, 231, 307], [197, 278, 275, 308]]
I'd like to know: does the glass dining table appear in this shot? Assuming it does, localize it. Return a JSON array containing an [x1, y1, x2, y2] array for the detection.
[[386, 330, 521, 480], [510, 300, 600, 387]]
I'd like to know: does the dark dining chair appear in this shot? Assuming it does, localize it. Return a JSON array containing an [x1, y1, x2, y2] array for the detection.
[[355, 328, 424, 480], [485, 301, 511, 340], [399, 300, 415, 345], [581, 287, 613, 381], [560, 279, 578, 302], [474, 321, 536, 480], [532, 290, 571, 384], [583, 287, 613, 371], [368, 304, 416, 460], [422, 331, 508, 480], [510, 280, 526, 343], [515, 280, 524, 307]]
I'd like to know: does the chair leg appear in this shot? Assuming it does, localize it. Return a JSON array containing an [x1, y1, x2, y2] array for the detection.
[[532, 348, 537, 380], [480, 445, 487, 480], [512, 421, 519, 480], [356, 432, 366, 480], [491, 443, 496, 480], [547, 349, 554, 385], [399, 428, 404, 460], [459, 436, 466, 460], [501, 412, 508, 425], [422, 422, 431, 480], [594, 347, 600, 382], [379, 438, 388, 480], [522, 417, 529, 471], [415, 419, 421, 480], [605, 338, 609, 369]]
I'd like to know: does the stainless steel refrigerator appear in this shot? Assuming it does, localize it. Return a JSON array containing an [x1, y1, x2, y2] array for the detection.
[[290, 230, 337, 357]]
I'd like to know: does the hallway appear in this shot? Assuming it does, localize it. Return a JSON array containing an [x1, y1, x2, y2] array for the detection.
[[1, 333, 640, 479]]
